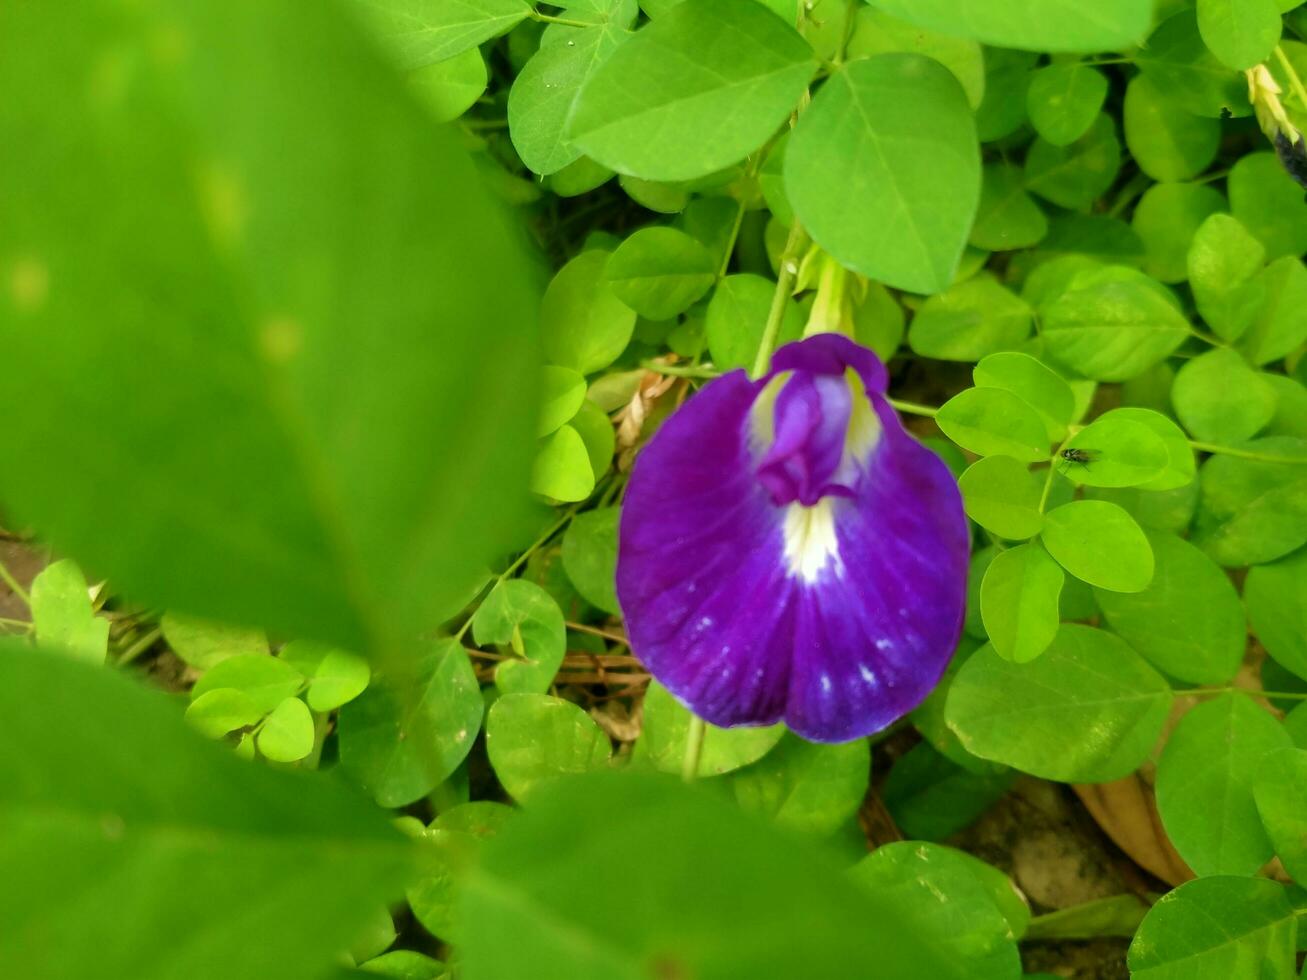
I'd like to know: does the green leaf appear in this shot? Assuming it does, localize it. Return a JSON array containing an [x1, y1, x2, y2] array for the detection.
[[531, 425, 597, 502], [406, 802, 514, 944], [541, 250, 637, 374], [980, 542, 1065, 663], [485, 693, 612, 800], [1041, 499, 1153, 592], [279, 640, 372, 712], [1173, 348, 1276, 445], [1155, 693, 1291, 876], [257, 695, 317, 763], [191, 653, 305, 714], [975, 49, 1037, 141], [908, 274, 1032, 360], [1239, 256, 1307, 365], [1196, 0, 1282, 70], [606, 227, 717, 319], [1026, 63, 1108, 147], [860, 0, 1151, 51], [785, 53, 980, 294], [705, 273, 804, 371], [849, 842, 1022, 980], [845, 8, 986, 107], [728, 732, 870, 836], [969, 163, 1049, 252], [1123, 76, 1222, 182], [539, 365, 587, 438], [160, 613, 269, 671], [1230, 152, 1307, 261], [1095, 531, 1245, 684], [569, 398, 616, 482], [1127, 876, 1297, 980], [1039, 271, 1191, 381], [1024, 113, 1121, 211], [882, 741, 1015, 839], [508, 15, 635, 176], [1193, 439, 1307, 566], [0, 643, 414, 980], [360, 950, 443, 979], [1246, 547, 1307, 680], [937, 386, 1050, 462], [1188, 214, 1267, 342], [636, 680, 784, 777], [349, 0, 531, 69], [473, 579, 566, 695], [185, 687, 265, 739], [408, 47, 489, 123], [1132, 182, 1226, 284], [560, 507, 621, 615], [1058, 417, 1169, 488], [30, 559, 107, 665], [459, 771, 975, 980], [946, 625, 1173, 781], [1137, 11, 1250, 118], [337, 640, 483, 807], [1096, 407, 1195, 492], [0, 0, 540, 651], [959, 456, 1044, 540], [973, 351, 1076, 441], [568, 0, 816, 181], [1254, 748, 1307, 882]]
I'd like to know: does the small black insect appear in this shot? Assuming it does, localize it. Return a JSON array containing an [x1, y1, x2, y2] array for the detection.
[[1275, 131, 1307, 193], [1059, 447, 1101, 473]]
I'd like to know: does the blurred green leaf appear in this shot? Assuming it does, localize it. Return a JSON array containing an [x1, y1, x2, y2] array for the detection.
[[408, 47, 488, 123], [407, 802, 514, 943], [185, 687, 265, 739], [970, 163, 1049, 252], [539, 366, 588, 438], [161, 613, 269, 671], [1024, 114, 1121, 211], [1230, 153, 1307, 260], [1246, 547, 1307, 680], [1123, 76, 1221, 182], [460, 771, 974, 980], [1196, 0, 1281, 71], [1254, 748, 1307, 882], [0, 0, 540, 652], [882, 741, 1015, 839], [1132, 182, 1226, 284], [474, 579, 566, 695], [532, 425, 597, 502], [191, 654, 306, 714], [1193, 439, 1307, 566], [1239, 256, 1307, 365], [1173, 348, 1276, 447], [1136, 11, 1249, 118], [1188, 214, 1267, 342], [705, 273, 804, 371], [846, 8, 985, 107], [0, 643, 414, 980]]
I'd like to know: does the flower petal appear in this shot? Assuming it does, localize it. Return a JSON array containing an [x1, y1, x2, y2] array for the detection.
[[618, 337, 968, 742]]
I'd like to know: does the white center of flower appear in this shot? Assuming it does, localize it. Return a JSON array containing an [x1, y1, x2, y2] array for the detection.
[[782, 498, 842, 583]]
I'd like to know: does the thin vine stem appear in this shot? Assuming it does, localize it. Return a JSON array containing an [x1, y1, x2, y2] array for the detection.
[[529, 9, 592, 28], [681, 715, 707, 781], [752, 218, 806, 377], [1275, 45, 1307, 110], [887, 398, 938, 419], [0, 558, 29, 606], [1179, 686, 1307, 701]]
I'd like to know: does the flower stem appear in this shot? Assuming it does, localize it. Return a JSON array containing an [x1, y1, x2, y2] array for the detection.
[[117, 626, 162, 666], [1275, 45, 1307, 111], [751, 219, 806, 378], [887, 398, 938, 419], [682, 715, 707, 781], [1189, 441, 1307, 464], [0, 558, 29, 606]]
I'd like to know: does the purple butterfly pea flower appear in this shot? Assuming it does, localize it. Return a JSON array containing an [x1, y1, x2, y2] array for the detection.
[[616, 334, 969, 743]]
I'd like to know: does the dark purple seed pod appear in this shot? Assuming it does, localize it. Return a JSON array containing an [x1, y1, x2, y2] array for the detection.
[[1275, 131, 1307, 191]]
